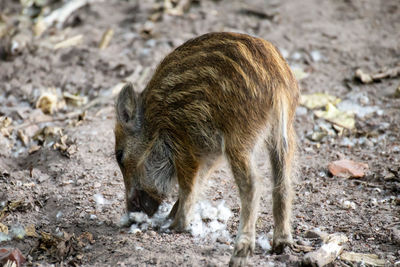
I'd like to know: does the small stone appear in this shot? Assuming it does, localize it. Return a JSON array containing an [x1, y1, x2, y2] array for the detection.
[[341, 200, 356, 210], [328, 159, 369, 178], [370, 198, 378, 206], [310, 50, 322, 62]]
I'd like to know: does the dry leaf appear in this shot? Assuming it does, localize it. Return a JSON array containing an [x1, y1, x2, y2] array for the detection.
[[0, 223, 8, 235], [394, 84, 400, 98], [0, 117, 12, 128], [36, 92, 58, 114], [300, 93, 341, 110], [291, 66, 309, 80], [25, 224, 39, 238], [28, 145, 41, 154], [17, 130, 29, 146], [314, 103, 355, 130], [307, 131, 327, 142]]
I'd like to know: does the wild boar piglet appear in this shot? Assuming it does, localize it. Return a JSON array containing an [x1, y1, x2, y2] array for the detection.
[[114, 32, 299, 266]]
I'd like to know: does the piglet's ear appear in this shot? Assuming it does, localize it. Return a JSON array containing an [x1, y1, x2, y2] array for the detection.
[[116, 83, 139, 126]]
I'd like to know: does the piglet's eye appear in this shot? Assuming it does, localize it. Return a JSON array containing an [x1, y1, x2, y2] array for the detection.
[[116, 150, 124, 166]]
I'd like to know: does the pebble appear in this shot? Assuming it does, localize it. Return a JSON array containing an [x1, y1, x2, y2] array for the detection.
[[296, 106, 308, 116], [341, 200, 356, 210], [291, 51, 302, 60], [310, 50, 322, 62]]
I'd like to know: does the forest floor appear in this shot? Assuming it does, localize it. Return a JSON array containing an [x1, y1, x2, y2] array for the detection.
[[0, 0, 399, 266]]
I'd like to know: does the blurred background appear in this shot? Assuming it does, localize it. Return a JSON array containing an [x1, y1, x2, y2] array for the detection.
[[0, 0, 399, 266]]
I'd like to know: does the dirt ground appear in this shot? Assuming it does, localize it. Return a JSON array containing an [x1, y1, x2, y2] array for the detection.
[[1, 0, 399, 266]]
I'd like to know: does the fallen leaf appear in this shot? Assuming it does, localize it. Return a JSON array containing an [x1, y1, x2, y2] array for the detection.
[[340, 251, 385, 266], [0, 117, 12, 128], [77, 232, 95, 245], [0, 223, 8, 234], [33, 126, 63, 143], [291, 66, 309, 80], [17, 130, 29, 147], [28, 145, 41, 154], [25, 224, 38, 238], [36, 92, 58, 115], [394, 84, 400, 98], [314, 103, 355, 129], [300, 93, 341, 110], [40, 231, 60, 250], [306, 131, 327, 142], [328, 159, 369, 178]]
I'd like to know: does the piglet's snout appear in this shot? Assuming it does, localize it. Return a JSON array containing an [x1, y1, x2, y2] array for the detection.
[[127, 189, 161, 217]]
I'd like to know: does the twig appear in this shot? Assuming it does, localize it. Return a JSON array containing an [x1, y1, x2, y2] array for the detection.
[[302, 233, 348, 266], [99, 28, 114, 49], [355, 65, 400, 84], [53, 34, 83, 49], [35, 0, 101, 36], [44, 0, 97, 29]]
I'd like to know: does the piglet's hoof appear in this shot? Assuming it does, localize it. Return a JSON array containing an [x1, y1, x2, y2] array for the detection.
[[272, 235, 294, 254], [169, 217, 190, 233], [229, 237, 254, 267]]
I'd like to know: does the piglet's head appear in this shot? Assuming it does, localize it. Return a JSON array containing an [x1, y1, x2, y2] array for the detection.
[[114, 83, 162, 217]]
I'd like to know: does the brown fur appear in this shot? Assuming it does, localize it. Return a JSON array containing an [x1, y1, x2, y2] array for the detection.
[[114, 32, 299, 266]]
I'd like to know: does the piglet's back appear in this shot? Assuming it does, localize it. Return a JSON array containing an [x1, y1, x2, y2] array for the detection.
[[141, 32, 299, 146]]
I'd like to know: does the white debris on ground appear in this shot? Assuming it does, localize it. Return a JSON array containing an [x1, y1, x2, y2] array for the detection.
[[93, 193, 111, 211], [94, 193, 110, 205], [190, 200, 233, 244], [310, 50, 322, 62], [10, 225, 26, 239], [129, 224, 142, 234], [119, 202, 173, 230], [119, 200, 234, 244], [257, 233, 272, 251], [0, 232, 11, 242]]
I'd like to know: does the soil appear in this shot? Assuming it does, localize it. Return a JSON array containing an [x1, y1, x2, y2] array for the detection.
[[0, 0, 399, 266]]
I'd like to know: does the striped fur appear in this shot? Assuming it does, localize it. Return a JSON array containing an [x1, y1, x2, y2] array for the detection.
[[115, 32, 299, 266]]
